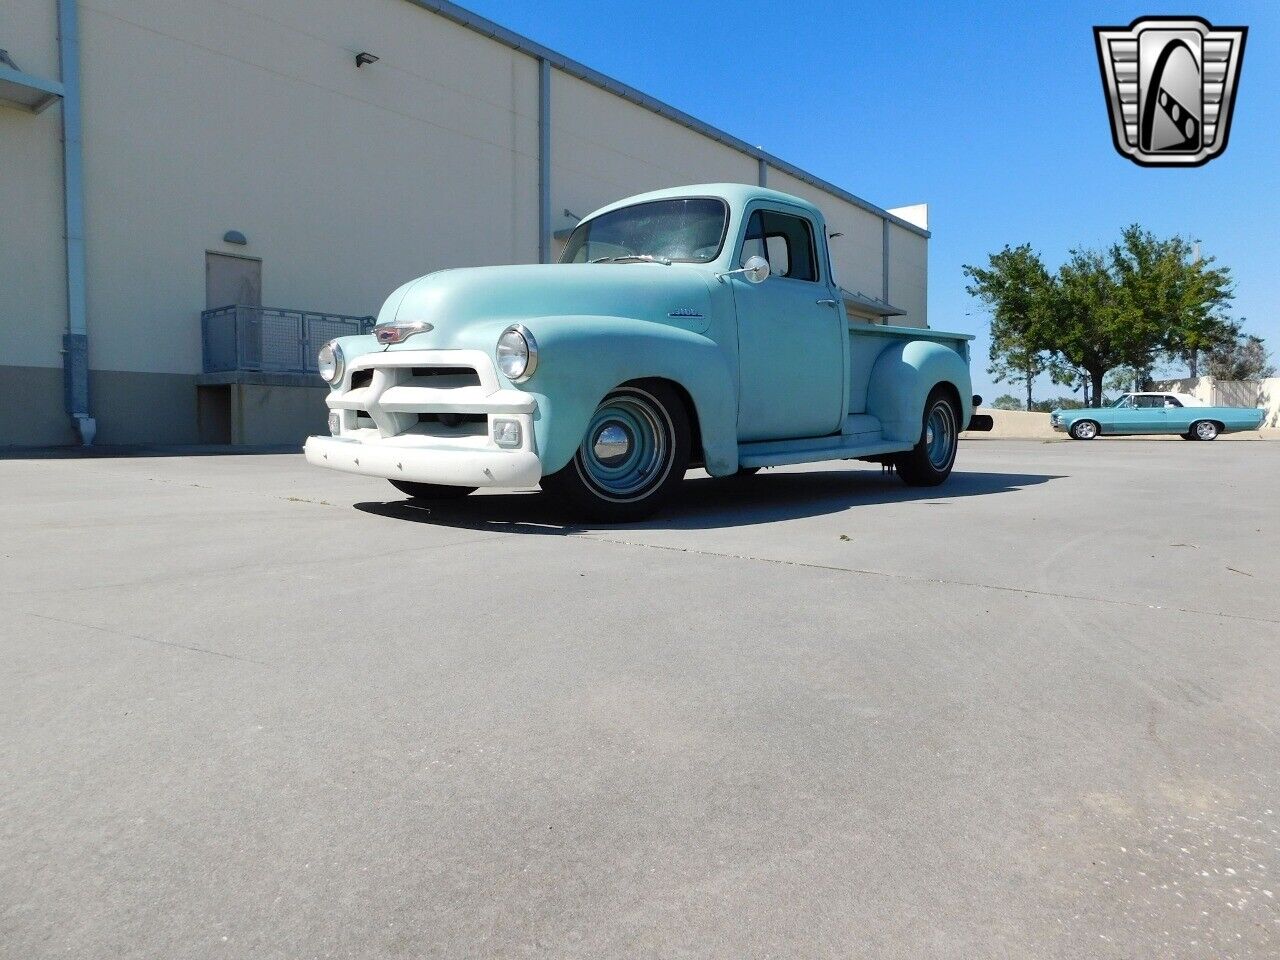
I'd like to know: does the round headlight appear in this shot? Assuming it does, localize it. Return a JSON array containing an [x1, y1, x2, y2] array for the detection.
[[496, 324, 537, 382], [318, 340, 344, 383]]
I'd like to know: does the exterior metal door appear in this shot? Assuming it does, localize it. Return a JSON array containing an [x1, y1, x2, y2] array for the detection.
[[205, 252, 261, 309]]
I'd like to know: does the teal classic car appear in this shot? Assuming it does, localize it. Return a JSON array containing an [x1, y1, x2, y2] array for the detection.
[[304, 184, 988, 520], [1051, 392, 1264, 440]]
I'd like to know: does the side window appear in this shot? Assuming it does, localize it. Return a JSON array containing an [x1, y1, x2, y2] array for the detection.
[[1135, 395, 1162, 408], [1164, 395, 1183, 407], [740, 209, 819, 282]]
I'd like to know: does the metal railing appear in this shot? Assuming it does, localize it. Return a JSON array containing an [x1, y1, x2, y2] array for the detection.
[[201, 305, 375, 376]]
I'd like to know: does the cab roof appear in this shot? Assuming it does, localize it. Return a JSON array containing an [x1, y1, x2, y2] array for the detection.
[[581, 183, 824, 224]]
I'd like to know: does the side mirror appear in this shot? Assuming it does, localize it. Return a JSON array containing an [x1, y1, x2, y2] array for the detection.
[[741, 255, 770, 283], [716, 254, 770, 284]]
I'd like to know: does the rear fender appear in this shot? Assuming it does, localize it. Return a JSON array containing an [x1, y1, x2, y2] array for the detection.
[[866, 339, 973, 443]]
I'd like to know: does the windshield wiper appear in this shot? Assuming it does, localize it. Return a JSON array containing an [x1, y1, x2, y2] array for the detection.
[[588, 254, 672, 265]]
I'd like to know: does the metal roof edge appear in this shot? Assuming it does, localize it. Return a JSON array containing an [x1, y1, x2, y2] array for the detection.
[[405, 0, 930, 238]]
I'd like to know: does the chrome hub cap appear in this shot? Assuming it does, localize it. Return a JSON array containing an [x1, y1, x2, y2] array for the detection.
[[1196, 421, 1215, 439], [576, 391, 674, 502], [592, 423, 631, 465]]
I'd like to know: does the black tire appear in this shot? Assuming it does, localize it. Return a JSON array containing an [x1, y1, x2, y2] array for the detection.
[[540, 381, 691, 522], [895, 387, 959, 487], [1069, 419, 1100, 441], [1180, 432, 1195, 440], [1189, 419, 1219, 441], [388, 479, 476, 500]]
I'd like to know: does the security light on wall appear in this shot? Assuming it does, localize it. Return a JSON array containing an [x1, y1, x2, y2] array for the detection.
[[355, 52, 379, 68]]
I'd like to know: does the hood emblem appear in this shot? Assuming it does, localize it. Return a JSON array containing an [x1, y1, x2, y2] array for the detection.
[[667, 307, 703, 318], [373, 320, 433, 344]]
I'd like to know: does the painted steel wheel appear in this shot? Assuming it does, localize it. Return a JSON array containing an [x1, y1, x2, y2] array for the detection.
[[895, 387, 959, 487], [541, 382, 691, 522], [925, 401, 957, 470], [1070, 419, 1099, 440]]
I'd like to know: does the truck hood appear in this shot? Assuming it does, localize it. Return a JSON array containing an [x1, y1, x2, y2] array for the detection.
[[377, 263, 716, 351]]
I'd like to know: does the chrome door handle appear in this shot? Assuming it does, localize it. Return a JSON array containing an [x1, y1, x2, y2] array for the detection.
[[816, 299, 838, 306]]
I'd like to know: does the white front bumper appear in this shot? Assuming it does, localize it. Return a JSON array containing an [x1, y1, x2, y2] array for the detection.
[[305, 347, 542, 488], [305, 433, 541, 487]]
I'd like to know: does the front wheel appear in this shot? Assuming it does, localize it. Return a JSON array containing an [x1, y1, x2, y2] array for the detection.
[[895, 388, 959, 487], [1069, 419, 1100, 441], [1190, 419, 1219, 441], [540, 381, 691, 522], [388, 479, 475, 500]]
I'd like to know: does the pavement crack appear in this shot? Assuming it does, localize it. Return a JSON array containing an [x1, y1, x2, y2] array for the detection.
[[14, 609, 270, 665], [581, 536, 1280, 626]]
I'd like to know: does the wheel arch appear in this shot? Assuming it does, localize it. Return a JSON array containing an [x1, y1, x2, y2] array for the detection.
[[619, 376, 705, 470], [866, 339, 973, 444], [522, 316, 737, 476]]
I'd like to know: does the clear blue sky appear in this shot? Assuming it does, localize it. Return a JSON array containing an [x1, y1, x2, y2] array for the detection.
[[464, 0, 1278, 402]]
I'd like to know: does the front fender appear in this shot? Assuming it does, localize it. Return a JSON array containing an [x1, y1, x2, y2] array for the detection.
[[517, 316, 738, 476], [866, 339, 973, 444]]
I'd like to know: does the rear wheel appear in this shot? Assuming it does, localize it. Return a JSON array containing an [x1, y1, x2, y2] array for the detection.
[[1190, 419, 1219, 441], [540, 381, 691, 522], [895, 388, 959, 487], [388, 479, 475, 500], [1069, 419, 1099, 440]]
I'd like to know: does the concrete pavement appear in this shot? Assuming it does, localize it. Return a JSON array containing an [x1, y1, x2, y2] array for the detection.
[[2, 440, 1277, 958]]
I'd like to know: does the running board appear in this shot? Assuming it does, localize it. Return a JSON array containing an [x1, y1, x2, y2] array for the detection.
[[738, 435, 913, 469]]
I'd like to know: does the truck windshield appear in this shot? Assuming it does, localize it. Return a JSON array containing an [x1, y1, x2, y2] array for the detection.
[[560, 198, 728, 264]]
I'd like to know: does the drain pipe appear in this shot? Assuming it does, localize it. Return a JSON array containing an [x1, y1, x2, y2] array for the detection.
[[58, 0, 94, 445]]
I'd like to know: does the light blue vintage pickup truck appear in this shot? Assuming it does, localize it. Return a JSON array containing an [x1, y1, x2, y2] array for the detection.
[[304, 184, 988, 520]]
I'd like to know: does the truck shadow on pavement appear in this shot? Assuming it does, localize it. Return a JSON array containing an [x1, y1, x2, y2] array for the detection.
[[352, 468, 1061, 534]]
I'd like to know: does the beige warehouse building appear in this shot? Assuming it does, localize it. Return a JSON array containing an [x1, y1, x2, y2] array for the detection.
[[1, 0, 930, 449]]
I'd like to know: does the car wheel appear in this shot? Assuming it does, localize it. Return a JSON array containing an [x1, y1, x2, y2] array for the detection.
[[1180, 432, 1195, 440], [541, 381, 691, 522], [388, 479, 476, 500], [1069, 419, 1099, 440], [1191, 419, 1219, 441], [895, 388, 959, 487]]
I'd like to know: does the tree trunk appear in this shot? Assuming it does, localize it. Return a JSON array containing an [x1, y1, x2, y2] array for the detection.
[[1188, 350, 1198, 378], [1025, 364, 1033, 411], [1090, 368, 1105, 408]]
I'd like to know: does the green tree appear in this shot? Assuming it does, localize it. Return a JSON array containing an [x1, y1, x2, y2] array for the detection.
[[1206, 330, 1276, 380], [991, 394, 1023, 411], [968, 226, 1238, 407], [1158, 241, 1235, 377], [1029, 396, 1085, 412], [963, 245, 1054, 410], [1046, 226, 1226, 405]]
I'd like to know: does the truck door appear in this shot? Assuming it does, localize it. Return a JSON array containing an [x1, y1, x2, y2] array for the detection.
[[730, 206, 845, 442]]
